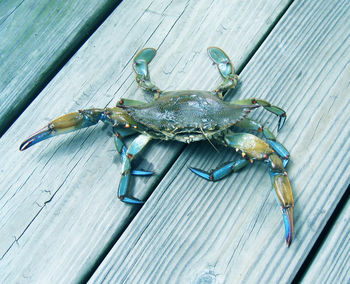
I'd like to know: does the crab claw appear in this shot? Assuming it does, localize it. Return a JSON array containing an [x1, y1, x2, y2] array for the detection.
[[282, 206, 294, 247], [272, 172, 294, 246], [20, 124, 56, 151], [20, 109, 105, 151]]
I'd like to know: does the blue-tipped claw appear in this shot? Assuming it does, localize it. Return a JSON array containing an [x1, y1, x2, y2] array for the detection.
[[282, 206, 294, 247], [19, 125, 53, 151], [20, 109, 105, 151]]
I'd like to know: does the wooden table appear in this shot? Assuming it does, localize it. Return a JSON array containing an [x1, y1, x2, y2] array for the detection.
[[1, 0, 349, 283]]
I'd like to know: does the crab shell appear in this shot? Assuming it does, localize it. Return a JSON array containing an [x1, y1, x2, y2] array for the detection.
[[118, 90, 257, 143]]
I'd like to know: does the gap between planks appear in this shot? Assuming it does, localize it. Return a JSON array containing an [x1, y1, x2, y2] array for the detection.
[[0, 0, 122, 136]]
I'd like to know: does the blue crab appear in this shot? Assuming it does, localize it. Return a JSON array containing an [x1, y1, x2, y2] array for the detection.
[[20, 47, 294, 246]]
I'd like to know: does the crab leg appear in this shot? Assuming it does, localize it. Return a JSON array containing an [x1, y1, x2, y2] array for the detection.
[[19, 108, 108, 151], [232, 118, 290, 167], [189, 159, 249, 181], [233, 98, 287, 131], [118, 134, 152, 204], [113, 126, 153, 176], [113, 98, 153, 176], [113, 126, 137, 155], [207, 47, 239, 98], [233, 118, 276, 141], [266, 153, 293, 245], [266, 139, 290, 168], [231, 117, 290, 165], [133, 48, 162, 99], [222, 132, 294, 246]]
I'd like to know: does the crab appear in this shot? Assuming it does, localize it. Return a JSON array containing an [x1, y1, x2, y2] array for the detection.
[[20, 47, 294, 246]]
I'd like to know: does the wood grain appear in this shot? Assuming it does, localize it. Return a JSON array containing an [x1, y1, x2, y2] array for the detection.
[[90, 0, 350, 283], [0, 0, 290, 282], [301, 193, 350, 283], [0, 0, 118, 135]]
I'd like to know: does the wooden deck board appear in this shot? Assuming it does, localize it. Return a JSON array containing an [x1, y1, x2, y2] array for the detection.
[[0, 0, 118, 135], [301, 192, 350, 283], [0, 0, 291, 282], [89, 0, 350, 283]]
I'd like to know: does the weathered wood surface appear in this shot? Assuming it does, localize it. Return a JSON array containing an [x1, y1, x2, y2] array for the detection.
[[301, 193, 350, 283], [0, 0, 291, 282], [0, 0, 118, 135], [90, 0, 350, 283]]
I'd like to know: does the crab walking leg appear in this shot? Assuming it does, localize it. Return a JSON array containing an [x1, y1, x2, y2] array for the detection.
[[19, 109, 108, 151], [224, 132, 294, 246], [207, 47, 239, 98], [113, 98, 153, 176], [232, 118, 290, 167], [233, 98, 287, 131], [233, 118, 277, 141], [113, 126, 153, 176], [118, 134, 152, 204], [116, 98, 145, 107], [267, 139, 290, 168], [189, 159, 249, 181], [113, 126, 137, 154], [133, 48, 162, 99], [267, 154, 294, 246]]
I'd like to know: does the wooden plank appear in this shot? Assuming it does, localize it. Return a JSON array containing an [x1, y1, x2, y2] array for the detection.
[[301, 193, 350, 283], [0, 0, 118, 135], [0, 0, 290, 282], [89, 0, 350, 283]]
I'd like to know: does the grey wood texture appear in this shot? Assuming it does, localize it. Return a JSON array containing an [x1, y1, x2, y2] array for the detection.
[[301, 195, 350, 283], [0, 0, 290, 282], [90, 0, 350, 283], [0, 0, 118, 135]]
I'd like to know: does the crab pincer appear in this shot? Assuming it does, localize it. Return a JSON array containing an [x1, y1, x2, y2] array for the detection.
[[226, 133, 294, 246], [272, 173, 294, 246], [19, 109, 106, 151]]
